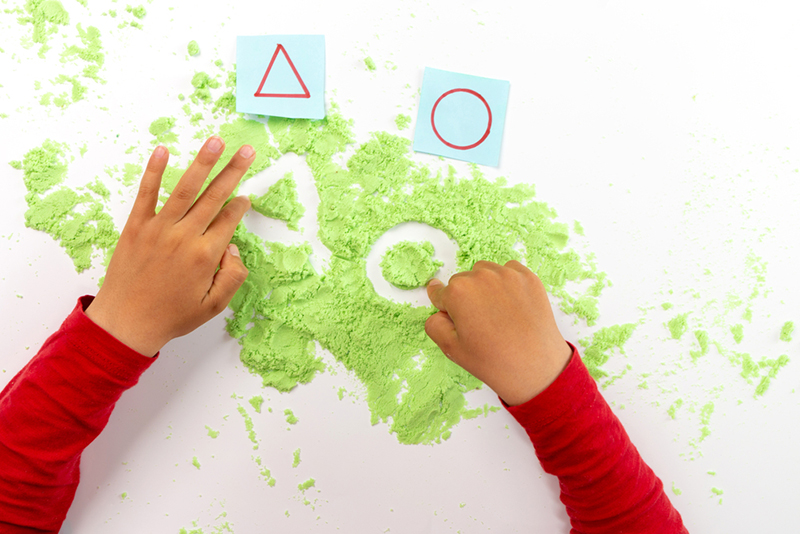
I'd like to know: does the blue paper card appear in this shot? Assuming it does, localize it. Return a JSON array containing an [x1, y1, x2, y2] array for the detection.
[[236, 35, 325, 119], [413, 67, 510, 167]]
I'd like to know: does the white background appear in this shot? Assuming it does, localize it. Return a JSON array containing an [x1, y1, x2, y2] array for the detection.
[[1, 0, 799, 532]]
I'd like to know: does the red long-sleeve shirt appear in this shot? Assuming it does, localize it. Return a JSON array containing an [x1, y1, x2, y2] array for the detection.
[[505, 345, 687, 533], [0, 297, 156, 533], [0, 297, 686, 533]]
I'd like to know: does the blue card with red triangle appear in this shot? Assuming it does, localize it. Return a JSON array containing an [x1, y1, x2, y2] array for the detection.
[[236, 35, 325, 119]]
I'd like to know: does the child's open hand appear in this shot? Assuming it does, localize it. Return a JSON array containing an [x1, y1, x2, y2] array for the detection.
[[425, 261, 573, 406], [86, 137, 254, 356]]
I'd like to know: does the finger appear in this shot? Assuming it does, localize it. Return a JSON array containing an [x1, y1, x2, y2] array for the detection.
[[426, 278, 447, 311], [185, 145, 256, 229], [424, 311, 459, 357], [204, 244, 249, 315], [160, 136, 226, 222], [129, 145, 169, 222], [204, 196, 252, 246]]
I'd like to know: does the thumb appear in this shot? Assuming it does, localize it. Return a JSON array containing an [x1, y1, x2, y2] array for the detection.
[[206, 244, 249, 314], [424, 310, 459, 358], [426, 278, 447, 311]]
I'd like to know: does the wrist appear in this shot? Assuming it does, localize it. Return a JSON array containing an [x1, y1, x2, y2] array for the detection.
[[85, 296, 163, 357], [499, 340, 573, 406]]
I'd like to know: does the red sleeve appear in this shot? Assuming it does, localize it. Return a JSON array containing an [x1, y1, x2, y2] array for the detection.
[[0, 296, 157, 534], [505, 343, 688, 534]]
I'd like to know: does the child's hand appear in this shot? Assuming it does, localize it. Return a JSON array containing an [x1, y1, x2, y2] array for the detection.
[[86, 137, 254, 356], [425, 261, 573, 406]]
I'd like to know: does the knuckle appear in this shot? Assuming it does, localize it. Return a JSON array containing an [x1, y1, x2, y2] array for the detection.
[[171, 185, 196, 203], [195, 242, 219, 266], [231, 264, 249, 285], [204, 185, 229, 204], [137, 182, 157, 200]]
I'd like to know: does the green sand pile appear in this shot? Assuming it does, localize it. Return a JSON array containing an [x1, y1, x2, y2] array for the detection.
[[16, 139, 118, 272], [218, 113, 605, 444], [249, 172, 305, 231], [380, 241, 443, 290]]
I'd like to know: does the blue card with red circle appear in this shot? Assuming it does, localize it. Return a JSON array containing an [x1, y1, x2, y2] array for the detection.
[[413, 67, 510, 167]]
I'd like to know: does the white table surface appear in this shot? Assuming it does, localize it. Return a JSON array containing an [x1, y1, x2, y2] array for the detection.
[[1, 1, 798, 532]]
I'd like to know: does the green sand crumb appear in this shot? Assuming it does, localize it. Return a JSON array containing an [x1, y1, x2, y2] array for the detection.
[[579, 324, 636, 380], [711, 487, 723, 496], [337, 387, 346, 400], [380, 240, 443, 290], [18, 0, 70, 51], [395, 113, 411, 130], [121, 491, 127, 499], [671, 482, 681, 496], [149, 116, 175, 136], [82, 179, 108, 201], [249, 172, 305, 231], [121, 163, 142, 186], [573, 221, 585, 236], [254, 456, 277, 486], [188, 40, 200, 56], [292, 448, 301, 467], [191, 456, 201, 469], [667, 398, 683, 420], [730, 323, 744, 344], [667, 313, 689, 340], [708, 471, 716, 475], [249, 395, 264, 413], [126, 5, 146, 18], [190, 71, 220, 103], [780, 321, 794, 342], [298, 478, 315, 491], [148, 116, 179, 153], [690, 330, 710, 361], [698, 402, 714, 442], [237, 405, 258, 449], [284, 409, 298, 425], [60, 24, 104, 82], [205, 425, 219, 438], [364, 57, 377, 71]]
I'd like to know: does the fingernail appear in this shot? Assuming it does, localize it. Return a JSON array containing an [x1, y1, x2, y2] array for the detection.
[[153, 145, 167, 159], [207, 136, 224, 153], [228, 244, 240, 257], [427, 278, 443, 288], [239, 145, 255, 158]]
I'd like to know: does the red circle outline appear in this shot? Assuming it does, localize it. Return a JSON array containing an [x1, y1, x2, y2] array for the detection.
[[430, 88, 492, 151]]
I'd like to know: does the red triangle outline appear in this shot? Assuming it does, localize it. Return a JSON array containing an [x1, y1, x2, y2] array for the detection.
[[254, 44, 311, 99]]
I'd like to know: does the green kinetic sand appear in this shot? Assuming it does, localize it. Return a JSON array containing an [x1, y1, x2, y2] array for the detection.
[[395, 114, 411, 130], [284, 409, 298, 425], [214, 110, 608, 444], [779, 321, 794, 342], [18, 0, 70, 50], [188, 40, 200, 56], [380, 241, 443, 290], [667, 313, 689, 340], [249, 172, 305, 231], [248, 395, 264, 413], [17, 140, 118, 272], [364, 57, 377, 71]]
